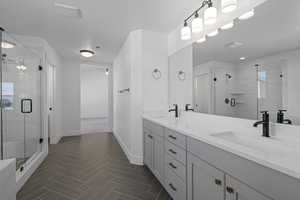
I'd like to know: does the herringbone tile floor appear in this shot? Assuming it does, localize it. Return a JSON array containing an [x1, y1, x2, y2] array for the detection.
[[17, 133, 171, 200]]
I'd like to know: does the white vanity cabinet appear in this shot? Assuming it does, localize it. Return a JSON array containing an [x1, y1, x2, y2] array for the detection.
[[143, 120, 165, 184], [225, 175, 272, 200], [187, 153, 224, 200], [143, 119, 300, 200]]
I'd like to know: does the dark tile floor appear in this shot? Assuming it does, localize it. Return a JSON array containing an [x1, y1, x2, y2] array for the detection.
[[17, 133, 170, 200]]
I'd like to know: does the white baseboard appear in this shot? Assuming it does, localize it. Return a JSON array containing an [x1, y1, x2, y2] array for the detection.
[[80, 118, 112, 134], [16, 149, 48, 192], [50, 135, 62, 144], [113, 132, 143, 165], [63, 130, 81, 137]]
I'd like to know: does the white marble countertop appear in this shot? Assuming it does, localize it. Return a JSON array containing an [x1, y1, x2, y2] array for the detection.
[[143, 112, 300, 180]]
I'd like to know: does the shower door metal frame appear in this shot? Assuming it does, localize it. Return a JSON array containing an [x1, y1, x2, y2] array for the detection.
[[0, 27, 3, 160]]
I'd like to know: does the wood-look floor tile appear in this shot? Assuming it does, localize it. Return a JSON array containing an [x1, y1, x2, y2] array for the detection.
[[17, 133, 170, 200]]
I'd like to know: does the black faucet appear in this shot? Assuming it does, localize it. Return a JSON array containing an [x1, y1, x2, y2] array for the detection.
[[169, 104, 179, 118], [253, 111, 270, 137], [185, 104, 194, 112], [277, 110, 292, 125]]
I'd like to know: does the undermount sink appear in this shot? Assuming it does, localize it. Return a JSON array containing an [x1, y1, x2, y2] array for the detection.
[[211, 131, 292, 156]]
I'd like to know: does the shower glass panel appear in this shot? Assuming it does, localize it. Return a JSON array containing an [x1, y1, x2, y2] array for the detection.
[[1, 31, 42, 170]]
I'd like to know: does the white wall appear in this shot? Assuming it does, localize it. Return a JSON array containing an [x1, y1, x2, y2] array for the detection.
[[80, 65, 108, 119], [113, 30, 168, 165], [62, 60, 81, 136], [80, 64, 112, 133], [113, 34, 132, 161], [169, 45, 193, 109]]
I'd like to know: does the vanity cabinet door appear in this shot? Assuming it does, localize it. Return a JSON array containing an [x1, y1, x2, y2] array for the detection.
[[225, 175, 272, 200], [153, 134, 165, 184], [144, 131, 154, 171], [187, 153, 224, 200]]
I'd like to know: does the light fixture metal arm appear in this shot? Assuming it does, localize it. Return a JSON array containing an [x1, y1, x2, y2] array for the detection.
[[184, 0, 213, 23]]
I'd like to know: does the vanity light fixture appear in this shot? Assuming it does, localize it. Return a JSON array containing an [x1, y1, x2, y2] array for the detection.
[[204, 4, 217, 25], [181, 21, 192, 40], [221, 0, 237, 13], [105, 68, 109, 75], [207, 30, 219, 37], [239, 9, 255, 20], [1, 40, 16, 49], [181, 0, 217, 41], [192, 12, 203, 34], [221, 21, 234, 30], [80, 49, 95, 58]]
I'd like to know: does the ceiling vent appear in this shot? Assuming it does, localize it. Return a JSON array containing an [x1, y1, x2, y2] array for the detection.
[[54, 2, 82, 18]]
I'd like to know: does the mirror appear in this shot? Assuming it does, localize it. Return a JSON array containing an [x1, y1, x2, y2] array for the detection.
[[192, 0, 300, 125]]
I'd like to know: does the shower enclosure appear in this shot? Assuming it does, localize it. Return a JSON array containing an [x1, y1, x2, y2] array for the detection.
[[0, 29, 43, 172]]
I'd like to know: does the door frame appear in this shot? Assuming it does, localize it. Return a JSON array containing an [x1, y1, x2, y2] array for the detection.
[[46, 62, 56, 144]]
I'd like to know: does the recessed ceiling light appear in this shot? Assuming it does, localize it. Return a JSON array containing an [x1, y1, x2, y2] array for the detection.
[[240, 57, 246, 60], [80, 50, 95, 58], [207, 30, 219, 37], [221, 22, 234, 30], [239, 9, 255, 20], [225, 41, 243, 48], [1, 40, 16, 49]]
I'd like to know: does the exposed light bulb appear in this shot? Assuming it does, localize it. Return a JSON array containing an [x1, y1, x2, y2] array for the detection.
[[221, 0, 237, 13], [181, 22, 191, 40], [16, 65, 27, 71], [196, 36, 206, 43], [204, 6, 217, 25], [239, 9, 255, 20], [192, 13, 203, 34], [207, 30, 219, 37], [221, 21, 234, 30]]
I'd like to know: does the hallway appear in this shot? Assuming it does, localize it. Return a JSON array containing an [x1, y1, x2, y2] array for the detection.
[[17, 133, 170, 200]]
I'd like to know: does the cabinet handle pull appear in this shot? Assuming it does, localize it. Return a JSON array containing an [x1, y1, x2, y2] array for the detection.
[[214, 179, 222, 186], [226, 186, 234, 194], [169, 183, 177, 191], [169, 149, 177, 154], [148, 135, 153, 139], [169, 162, 177, 169], [169, 135, 177, 140]]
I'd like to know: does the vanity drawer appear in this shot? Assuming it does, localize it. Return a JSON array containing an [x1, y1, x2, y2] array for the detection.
[[165, 153, 186, 181], [165, 167, 187, 200], [165, 141, 186, 165], [143, 120, 164, 137], [165, 129, 187, 149]]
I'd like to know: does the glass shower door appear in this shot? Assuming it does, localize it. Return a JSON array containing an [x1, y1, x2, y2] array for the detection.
[[1, 31, 42, 170]]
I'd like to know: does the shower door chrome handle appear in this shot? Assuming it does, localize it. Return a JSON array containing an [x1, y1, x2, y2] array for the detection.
[[21, 98, 33, 113]]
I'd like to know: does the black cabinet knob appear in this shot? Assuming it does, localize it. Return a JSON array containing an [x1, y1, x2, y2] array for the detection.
[[226, 186, 234, 194], [169, 149, 177, 154], [214, 179, 222, 186], [169, 135, 177, 140], [169, 162, 177, 169], [169, 183, 177, 191]]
